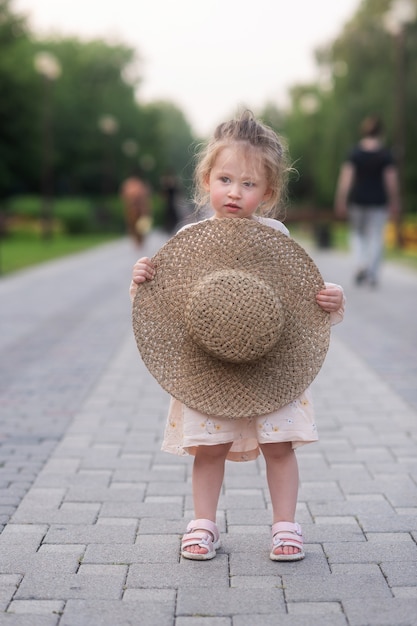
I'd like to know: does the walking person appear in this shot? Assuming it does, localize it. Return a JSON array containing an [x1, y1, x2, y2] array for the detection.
[[120, 169, 152, 246], [130, 111, 345, 562], [334, 115, 400, 287], [160, 169, 180, 234]]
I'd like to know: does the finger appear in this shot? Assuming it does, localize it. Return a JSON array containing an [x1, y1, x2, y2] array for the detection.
[[134, 266, 155, 282]]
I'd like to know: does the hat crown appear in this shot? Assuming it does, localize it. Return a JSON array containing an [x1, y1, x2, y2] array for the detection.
[[184, 269, 285, 364]]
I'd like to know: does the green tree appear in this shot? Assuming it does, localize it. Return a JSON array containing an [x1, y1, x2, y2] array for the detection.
[[0, 0, 39, 198], [31, 38, 196, 198], [283, 0, 417, 212], [140, 100, 196, 191], [32, 37, 143, 195]]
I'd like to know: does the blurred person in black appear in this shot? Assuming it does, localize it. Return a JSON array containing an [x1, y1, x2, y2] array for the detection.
[[334, 115, 400, 287], [161, 169, 180, 234]]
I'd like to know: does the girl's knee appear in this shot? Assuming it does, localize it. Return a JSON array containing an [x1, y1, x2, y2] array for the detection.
[[195, 442, 233, 460], [260, 441, 294, 460]]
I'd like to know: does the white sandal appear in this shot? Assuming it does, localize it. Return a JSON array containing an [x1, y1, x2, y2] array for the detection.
[[181, 519, 221, 561], [270, 521, 305, 561]]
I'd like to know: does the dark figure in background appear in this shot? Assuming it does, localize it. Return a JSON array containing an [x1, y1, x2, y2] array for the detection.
[[161, 170, 180, 234], [120, 171, 152, 246], [334, 115, 400, 288]]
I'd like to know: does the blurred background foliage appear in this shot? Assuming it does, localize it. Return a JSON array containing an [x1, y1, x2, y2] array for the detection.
[[0, 0, 416, 250]]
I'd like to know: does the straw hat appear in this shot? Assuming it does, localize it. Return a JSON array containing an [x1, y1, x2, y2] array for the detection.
[[132, 218, 330, 419]]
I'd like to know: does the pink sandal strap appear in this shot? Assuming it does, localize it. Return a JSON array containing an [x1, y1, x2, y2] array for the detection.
[[181, 519, 220, 560], [270, 522, 304, 561], [186, 519, 220, 545], [272, 521, 303, 544]]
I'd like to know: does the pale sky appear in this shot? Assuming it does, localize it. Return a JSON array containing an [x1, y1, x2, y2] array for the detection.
[[15, 0, 361, 136]]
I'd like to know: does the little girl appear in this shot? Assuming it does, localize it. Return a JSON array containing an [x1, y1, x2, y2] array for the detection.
[[130, 111, 344, 562]]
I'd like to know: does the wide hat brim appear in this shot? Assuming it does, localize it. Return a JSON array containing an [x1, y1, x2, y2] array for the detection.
[[132, 218, 330, 418]]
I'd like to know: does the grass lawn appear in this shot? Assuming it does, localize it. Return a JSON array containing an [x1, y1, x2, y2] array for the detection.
[[0, 233, 121, 276]]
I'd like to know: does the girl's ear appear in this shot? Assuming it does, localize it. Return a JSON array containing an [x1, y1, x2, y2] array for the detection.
[[263, 188, 273, 202], [203, 174, 210, 191]]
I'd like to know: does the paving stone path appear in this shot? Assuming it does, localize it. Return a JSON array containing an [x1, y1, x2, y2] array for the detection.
[[0, 230, 416, 625]]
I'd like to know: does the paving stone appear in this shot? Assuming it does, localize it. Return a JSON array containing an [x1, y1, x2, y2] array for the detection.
[[127, 557, 229, 589], [64, 485, 146, 503], [112, 466, 186, 483], [137, 517, 187, 535], [282, 564, 391, 602], [35, 470, 111, 489], [366, 532, 414, 543], [392, 587, 417, 599], [14, 570, 126, 601], [176, 618, 231, 626], [98, 501, 182, 519], [230, 575, 282, 589], [233, 615, 348, 626], [342, 598, 417, 626], [298, 481, 345, 501], [230, 544, 329, 577], [83, 535, 180, 565], [358, 514, 417, 533], [0, 524, 47, 548], [177, 587, 286, 616], [380, 561, 417, 587], [44, 524, 136, 545], [0, 549, 82, 576], [308, 496, 394, 518], [11, 504, 100, 525], [288, 601, 344, 615], [0, 578, 22, 613], [0, 616, 60, 625], [7, 600, 64, 615], [324, 541, 417, 564], [302, 523, 366, 544], [60, 595, 176, 626]]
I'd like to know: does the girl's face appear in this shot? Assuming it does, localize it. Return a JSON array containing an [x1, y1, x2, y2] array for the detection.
[[205, 146, 271, 220]]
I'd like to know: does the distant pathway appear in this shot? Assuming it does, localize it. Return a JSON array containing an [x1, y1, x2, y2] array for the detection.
[[0, 233, 166, 530], [311, 246, 417, 412]]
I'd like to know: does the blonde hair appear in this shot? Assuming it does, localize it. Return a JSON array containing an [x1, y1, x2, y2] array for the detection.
[[193, 110, 290, 217]]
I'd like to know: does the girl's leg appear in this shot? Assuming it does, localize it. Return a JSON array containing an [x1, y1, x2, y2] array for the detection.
[[184, 442, 232, 555], [260, 442, 300, 556]]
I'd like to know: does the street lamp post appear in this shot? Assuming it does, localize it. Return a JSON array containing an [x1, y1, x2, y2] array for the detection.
[[384, 0, 416, 247], [98, 115, 119, 229], [34, 52, 61, 240]]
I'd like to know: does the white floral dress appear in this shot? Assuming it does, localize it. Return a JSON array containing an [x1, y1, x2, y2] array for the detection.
[[130, 216, 345, 462]]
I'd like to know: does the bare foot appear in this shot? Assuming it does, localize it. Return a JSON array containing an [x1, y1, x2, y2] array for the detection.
[[272, 544, 301, 557], [270, 522, 305, 561]]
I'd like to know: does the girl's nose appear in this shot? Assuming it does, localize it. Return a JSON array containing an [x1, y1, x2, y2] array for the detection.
[[228, 183, 241, 198]]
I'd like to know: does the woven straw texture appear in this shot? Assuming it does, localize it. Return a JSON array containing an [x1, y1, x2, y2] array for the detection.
[[132, 218, 330, 419]]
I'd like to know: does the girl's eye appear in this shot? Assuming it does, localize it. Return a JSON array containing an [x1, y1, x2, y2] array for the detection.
[[220, 176, 230, 183], [243, 181, 254, 188]]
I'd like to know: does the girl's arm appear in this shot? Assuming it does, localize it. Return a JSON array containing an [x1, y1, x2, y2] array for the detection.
[[129, 257, 155, 302], [316, 283, 345, 326]]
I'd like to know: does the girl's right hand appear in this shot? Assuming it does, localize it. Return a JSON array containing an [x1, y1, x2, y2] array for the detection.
[[132, 257, 156, 284]]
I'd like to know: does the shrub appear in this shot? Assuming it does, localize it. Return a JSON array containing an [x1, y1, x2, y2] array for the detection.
[[7, 195, 42, 219], [55, 198, 94, 235]]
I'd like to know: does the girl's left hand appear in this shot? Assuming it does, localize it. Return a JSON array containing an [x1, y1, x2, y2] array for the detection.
[[316, 286, 344, 313]]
